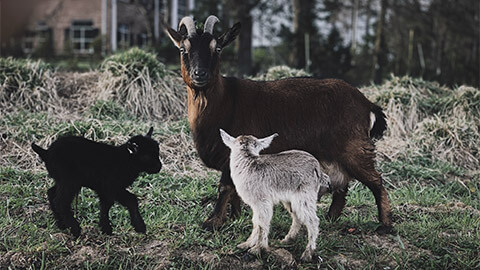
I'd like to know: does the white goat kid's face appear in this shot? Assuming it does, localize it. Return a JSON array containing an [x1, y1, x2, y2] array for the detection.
[[219, 129, 278, 155]]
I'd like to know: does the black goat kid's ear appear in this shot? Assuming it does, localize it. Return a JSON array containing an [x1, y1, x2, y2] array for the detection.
[[146, 127, 153, 137], [127, 142, 139, 155], [166, 27, 183, 48], [219, 22, 241, 48]]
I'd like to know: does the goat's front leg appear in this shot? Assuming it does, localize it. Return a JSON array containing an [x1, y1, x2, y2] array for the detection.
[[97, 192, 114, 235], [238, 209, 260, 250], [116, 189, 146, 233], [202, 170, 234, 230], [249, 203, 273, 256]]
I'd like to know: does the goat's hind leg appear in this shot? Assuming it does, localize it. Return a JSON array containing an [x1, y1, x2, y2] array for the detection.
[[280, 202, 301, 244], [116, 189, 146, 233], [292, 199, 319, 262], [47, 185, 66, 229], [342, 141, 393, 234], [55, 184, 81, 237]]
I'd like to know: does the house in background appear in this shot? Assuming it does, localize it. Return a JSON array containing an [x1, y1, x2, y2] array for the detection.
[[0, 0, 195, 56]]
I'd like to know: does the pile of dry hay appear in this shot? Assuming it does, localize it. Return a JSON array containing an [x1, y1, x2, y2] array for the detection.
[[361, 76, 479, 173], [1, 58, 478, 180]]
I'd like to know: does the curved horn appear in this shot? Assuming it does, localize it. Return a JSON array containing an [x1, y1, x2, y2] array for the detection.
[[204, 15, 219, 34], [178, 16, 196, 36]]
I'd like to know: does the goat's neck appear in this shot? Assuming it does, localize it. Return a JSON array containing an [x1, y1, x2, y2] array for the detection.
[[230, 149, 258, 168], [186, 74, 230, 131]]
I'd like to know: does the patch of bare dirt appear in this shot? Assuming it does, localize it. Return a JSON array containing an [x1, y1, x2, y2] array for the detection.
[[69, 245, 106, 266], [134, 239, 171, 269], [332, 253, 369, 270]]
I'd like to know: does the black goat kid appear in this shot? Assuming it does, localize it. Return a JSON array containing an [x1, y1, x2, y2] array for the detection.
[[32, 127, 162, 237]]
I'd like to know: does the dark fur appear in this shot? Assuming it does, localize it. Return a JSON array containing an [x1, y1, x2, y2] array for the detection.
[[31, 128, 162, 237], [166, 18, 392, 233]]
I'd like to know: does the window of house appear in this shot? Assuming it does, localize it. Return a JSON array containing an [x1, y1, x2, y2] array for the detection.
[[22, 22, 51, 54], [138, 33, 148, 48], [118, 24, 131, 49], [70, 20, 98, 54], [22, 31, 35, 54]]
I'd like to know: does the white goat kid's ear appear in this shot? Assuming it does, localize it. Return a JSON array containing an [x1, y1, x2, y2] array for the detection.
[[257, 133, 278, 150], [219, 129, 235, 148]]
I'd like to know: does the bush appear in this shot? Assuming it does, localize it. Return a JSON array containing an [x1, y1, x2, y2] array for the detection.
[[101, 47, 167, 81], [98, 48, 186, 120], [250, 65, 311, 81], [362, 75, 480, 178], [0, 57, 58, 111]]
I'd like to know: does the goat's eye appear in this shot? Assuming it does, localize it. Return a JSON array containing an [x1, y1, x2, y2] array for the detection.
[[216, 47, 222, 53], [179, 47, 186, 54]]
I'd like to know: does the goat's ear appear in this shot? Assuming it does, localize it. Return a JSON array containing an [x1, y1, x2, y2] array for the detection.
[[219, 129, 235, 148], [127, 141, 139, 155], [257, 133, 278, 150], [218, 22, 241, 48], [165, 27, 183, 48], [146, 127, 153, 137]]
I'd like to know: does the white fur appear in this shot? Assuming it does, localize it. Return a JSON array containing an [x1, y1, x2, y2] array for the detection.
[[220, 129, 330, 261]]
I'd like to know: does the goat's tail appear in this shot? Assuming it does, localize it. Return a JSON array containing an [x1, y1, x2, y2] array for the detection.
[[369, 105, 387, 139], [31, 143, 48, 161]]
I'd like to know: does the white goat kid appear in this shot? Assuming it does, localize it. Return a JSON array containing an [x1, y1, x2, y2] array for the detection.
[[220, 129, 330, 261]]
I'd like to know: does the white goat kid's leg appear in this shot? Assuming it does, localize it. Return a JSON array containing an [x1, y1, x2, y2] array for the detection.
[[249, 202, 273, 255], [238, 204, 261, 250], [238, 223, 259, 250], [281, 202, 301, 244], [292, 199, 319, 262]]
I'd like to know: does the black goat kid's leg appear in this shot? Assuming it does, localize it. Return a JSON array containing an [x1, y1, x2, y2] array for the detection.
[[116, 189, 146, 233], [202, 169, 235, 230], [55, 184, 81, 237], [97, 193, 114, 235], [47, 185, 66, 230]]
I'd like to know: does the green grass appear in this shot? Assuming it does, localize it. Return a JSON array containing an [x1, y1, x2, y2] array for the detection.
[[1, 110, 479, 269], [1, 64, 479, 269]]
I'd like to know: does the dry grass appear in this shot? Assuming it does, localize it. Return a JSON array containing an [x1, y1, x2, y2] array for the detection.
[[362, 76, 479, 172]]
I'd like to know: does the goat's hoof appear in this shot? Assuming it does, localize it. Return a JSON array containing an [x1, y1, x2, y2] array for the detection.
[[280, 238, 292, 244], [375, 225, 393, 235], [237, 241, 252, 250], [300, 250, 314, 262], [100, 225, 113, 235], [55, 220, 67, 230], [70, 226, 81, 238], [134, 223, 146, 234], [248, 247, 262, 257], [201, 217, 225, 231], [325, 212, 341, 222]]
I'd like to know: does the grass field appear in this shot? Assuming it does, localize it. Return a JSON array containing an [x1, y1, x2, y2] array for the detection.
[[1, 56, 479, 269]]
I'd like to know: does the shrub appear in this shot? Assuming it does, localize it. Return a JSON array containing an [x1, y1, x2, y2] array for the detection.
[[101, 47, 167, 81], [0, 57, 58, 111], [250, 65, 311, 81], [98, 48, 185, 120]]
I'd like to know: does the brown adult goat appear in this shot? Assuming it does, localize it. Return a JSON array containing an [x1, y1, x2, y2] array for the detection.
[[165, 15, 393, 234]]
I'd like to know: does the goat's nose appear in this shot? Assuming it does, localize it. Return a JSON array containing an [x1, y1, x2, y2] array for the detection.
[[193, 69, 208, 79]]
